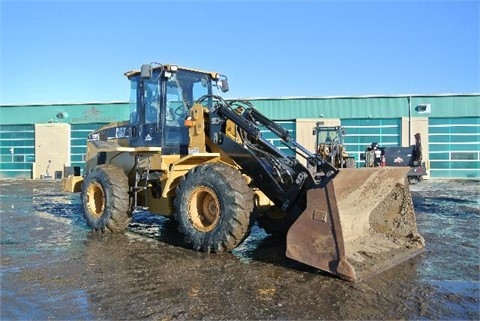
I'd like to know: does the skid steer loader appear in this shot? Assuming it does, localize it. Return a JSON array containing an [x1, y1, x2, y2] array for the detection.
[[63, 63, 424, 281]]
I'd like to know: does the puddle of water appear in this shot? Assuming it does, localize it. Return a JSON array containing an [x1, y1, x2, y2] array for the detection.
[[232, 224, 270, 263], [410, 179, 480, 320], [1, 180, 87, 269], [1, 283, 94, 321], [425, 280, 480, 320]]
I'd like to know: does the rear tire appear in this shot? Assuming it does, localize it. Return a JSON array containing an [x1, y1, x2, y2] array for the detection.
[[81, 165, 131, 233], [173, 163, 254, 253]]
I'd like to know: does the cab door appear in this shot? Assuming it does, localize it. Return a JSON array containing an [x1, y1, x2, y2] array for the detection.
[[130, 79, 162, 147], [162, 74, 190, 155]]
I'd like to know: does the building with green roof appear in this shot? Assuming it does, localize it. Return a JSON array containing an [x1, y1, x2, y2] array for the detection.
[[1, 93, 478, 179]]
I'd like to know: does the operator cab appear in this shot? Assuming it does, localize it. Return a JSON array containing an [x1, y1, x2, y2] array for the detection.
[[124, 63, 228, 154], [313, 125, 344, 145]]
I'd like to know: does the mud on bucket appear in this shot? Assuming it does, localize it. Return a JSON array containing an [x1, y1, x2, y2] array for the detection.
[[286, 167, 425, 282]]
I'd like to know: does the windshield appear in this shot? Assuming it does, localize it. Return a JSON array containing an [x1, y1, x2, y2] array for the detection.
[[317, 129, 341, 144], [164, 69, 211, 148], [166, 69, 210, 111], [165, 69, 211, 126]]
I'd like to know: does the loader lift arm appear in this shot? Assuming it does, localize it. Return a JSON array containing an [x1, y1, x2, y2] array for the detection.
[[195, 95, 424, 282], [195, 95, 359, 280], [199, 95, 339, 214]]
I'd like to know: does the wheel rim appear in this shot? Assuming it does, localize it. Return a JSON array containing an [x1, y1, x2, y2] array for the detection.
[[188, 186, 220, 232], [86, 182, 105, 218]]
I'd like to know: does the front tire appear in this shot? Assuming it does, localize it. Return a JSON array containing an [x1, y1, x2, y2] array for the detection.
[[173, 163, 254, 253], [256, 205, 296, 236], [81, 165, 131, 233]]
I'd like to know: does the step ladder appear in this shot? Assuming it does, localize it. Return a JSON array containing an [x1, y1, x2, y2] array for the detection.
[[131, 154, 151, 212]]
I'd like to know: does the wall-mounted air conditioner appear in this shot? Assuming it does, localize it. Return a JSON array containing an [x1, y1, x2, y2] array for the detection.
[[416, 103, 431, 113]]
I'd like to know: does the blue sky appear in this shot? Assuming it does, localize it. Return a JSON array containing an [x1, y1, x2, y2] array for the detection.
[[1, 0, 479, 105]]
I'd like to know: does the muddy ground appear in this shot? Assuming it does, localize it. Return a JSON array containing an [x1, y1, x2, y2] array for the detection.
[[1, 179, 479, 320]]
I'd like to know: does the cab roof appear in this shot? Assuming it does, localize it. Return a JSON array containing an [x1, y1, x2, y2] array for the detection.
[[124, 64, 221, 80]]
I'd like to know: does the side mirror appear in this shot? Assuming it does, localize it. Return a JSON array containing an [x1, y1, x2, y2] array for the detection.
[[220, 77, 229, 93], [141, 64, 152, 79]]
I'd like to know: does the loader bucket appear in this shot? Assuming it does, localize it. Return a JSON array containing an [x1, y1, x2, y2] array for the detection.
[[286, 167, 425, 282]]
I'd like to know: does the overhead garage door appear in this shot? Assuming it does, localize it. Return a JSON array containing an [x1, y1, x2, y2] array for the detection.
[[341, 118, 402, 167], [429, 117, 480, 178]]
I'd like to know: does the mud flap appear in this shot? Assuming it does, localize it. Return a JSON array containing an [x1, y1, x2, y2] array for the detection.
[[286, 181, 356, 282]]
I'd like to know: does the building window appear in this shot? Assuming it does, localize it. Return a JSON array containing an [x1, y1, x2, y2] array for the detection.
[[451, 152, 478, 160], [13, 155, 25, 162]]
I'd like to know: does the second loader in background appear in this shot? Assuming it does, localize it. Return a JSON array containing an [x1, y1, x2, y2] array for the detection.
[[63, 63, 425, 282], [312, 123, 356, 168]]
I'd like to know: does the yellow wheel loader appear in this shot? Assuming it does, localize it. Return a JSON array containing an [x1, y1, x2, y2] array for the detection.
[[63, 63, 424, 281], [313, 124, 356, 168]]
